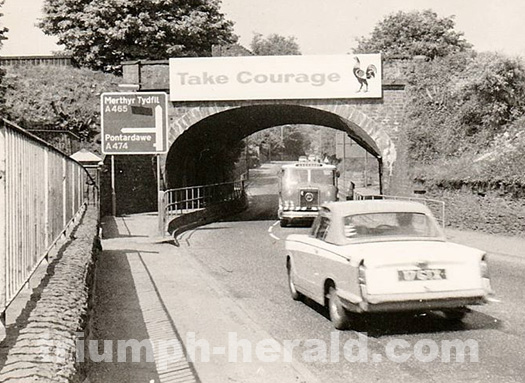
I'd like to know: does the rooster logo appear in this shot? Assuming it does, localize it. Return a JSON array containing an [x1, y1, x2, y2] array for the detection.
[[353, 56, 377, 93]]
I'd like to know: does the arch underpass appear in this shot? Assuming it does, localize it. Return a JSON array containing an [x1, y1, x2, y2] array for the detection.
[[165, 103, 385, 188]]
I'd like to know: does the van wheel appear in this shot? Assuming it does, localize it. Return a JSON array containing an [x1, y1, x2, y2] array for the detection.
[[287, 260, 303, 301], [327, 286, 350, 330]]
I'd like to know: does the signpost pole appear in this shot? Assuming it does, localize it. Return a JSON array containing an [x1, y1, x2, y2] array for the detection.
[[111, 155, 116, 216], [157, 154, 165, 236]]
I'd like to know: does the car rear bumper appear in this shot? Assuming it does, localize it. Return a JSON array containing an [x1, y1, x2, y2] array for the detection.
[[341, 289, 489, 313]]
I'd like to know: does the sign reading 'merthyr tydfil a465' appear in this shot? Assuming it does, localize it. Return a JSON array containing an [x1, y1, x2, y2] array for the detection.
[[169, 54, 382, 101], [101, 92, 168, 154]]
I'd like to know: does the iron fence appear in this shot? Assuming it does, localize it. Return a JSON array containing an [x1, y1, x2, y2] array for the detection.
[[0, 118, 97, 316], [159, 180, 245, 234]]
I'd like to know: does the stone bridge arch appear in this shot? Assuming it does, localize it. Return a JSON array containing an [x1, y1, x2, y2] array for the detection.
[[165, 101, 400, 190]]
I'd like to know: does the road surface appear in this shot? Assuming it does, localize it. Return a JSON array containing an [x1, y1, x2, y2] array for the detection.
[[179, 163, 525, 382], [91, 162, 525, 383]]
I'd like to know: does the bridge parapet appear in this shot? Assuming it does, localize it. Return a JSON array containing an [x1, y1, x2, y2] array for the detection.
[[160, 180, 246, 237]]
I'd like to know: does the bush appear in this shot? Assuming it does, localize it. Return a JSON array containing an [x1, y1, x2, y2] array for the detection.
[[3, 65, 120, 152]]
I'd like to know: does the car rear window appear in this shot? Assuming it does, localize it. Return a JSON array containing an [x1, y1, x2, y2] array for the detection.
[[342, 212, 443, 240]]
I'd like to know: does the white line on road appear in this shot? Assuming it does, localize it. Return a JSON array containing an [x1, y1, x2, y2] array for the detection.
[[268, 221, 281, 240], [487, 297, 502, 303]]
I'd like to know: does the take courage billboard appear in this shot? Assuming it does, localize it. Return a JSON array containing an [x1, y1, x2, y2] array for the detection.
[[169, 54, 382, 101]]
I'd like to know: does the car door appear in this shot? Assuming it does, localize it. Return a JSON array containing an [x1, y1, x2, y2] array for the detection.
[[297, 215, 331, 304], [289, 215, 321, 297]]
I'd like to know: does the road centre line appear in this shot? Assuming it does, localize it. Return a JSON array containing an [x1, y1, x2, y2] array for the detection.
[[268, 221, 281, 240]]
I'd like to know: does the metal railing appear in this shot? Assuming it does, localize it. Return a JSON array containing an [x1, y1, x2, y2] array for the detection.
[[354, 192, 446, 229], [0, 118, 97, 317], [159, 180, 245, 234]]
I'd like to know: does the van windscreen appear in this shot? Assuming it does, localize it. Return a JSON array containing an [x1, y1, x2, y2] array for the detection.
[[283, 168, 308, 184], [311, 168, 334, 184]]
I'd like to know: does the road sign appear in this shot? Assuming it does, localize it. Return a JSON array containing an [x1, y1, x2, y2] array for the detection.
[[101, 92, 169, 154]]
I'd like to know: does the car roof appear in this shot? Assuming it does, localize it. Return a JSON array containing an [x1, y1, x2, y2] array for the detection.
[[322, 200, 434, 217], [320, 200, 440, 245]]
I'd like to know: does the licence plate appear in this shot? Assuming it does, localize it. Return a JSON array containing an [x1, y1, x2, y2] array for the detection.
[[398, 269, 446, 281]]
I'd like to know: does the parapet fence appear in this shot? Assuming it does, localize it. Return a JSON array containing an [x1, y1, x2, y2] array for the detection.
[[0, 118, 97, 320], [159, 180, 245, 234]]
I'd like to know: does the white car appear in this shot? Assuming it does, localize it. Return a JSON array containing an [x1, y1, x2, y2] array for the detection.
[[285, 200, 493, 329]]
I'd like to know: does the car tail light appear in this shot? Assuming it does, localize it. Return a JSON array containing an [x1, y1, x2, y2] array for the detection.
[[358, 261, 366, 285], [480, 254, 493, 294], [480, 255, 489, 279]]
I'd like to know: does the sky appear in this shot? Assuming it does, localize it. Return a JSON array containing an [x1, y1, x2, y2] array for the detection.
[[1, 0, 524, 58]]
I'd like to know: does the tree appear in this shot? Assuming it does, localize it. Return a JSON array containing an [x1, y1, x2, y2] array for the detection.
[[354, 10, 471, 59], [0, 1, 8, 48], [455, 53, 525, 136], [3, 65, 120, 152], [39, 0, 237, 73], [0, 1, 9, 108], [250, 33, 301, 56]]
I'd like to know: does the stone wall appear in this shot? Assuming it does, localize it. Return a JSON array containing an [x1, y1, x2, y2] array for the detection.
[[0, 206, 100, 383], [417, 182, 525, 236]]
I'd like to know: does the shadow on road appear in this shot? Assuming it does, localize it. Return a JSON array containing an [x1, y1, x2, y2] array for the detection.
[[299, 297, 502, 337], [221, 193, 279, 222]]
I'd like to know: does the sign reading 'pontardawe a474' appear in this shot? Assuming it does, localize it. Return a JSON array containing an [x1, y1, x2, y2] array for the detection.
[[101, 92, 168, 154], [169, 54, 382, 101]]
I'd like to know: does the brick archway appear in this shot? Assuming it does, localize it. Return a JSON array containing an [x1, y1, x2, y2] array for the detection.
[[167, 103, 397, 174]]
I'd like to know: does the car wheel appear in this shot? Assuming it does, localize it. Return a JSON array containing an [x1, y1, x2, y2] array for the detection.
[[287, 260, 303, 301], [327, 286, 350, 330], [280, 219, 289, 227], [442, 308, 468, 321]]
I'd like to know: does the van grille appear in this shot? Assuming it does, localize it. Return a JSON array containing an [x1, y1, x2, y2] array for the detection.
[[300, 189, 319, 208]]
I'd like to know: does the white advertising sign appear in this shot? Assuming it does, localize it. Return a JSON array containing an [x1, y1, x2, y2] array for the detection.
[[169, 54, 382, 101]]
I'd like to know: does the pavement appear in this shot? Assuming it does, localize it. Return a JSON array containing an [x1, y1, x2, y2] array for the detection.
[[94, 213, 320, 383], [93, 213, 525, 383], [444, 228, 525, 259]]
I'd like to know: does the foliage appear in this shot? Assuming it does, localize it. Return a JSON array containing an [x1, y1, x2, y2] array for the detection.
[[0, 1, 9, 107], [3, 65, 120, 151], [455, 53, 525, 135], [406, 52, 525, 166], [247, 125, 316, 161], [405, 52, 473, 162], [354, 10, 471, 59], [39, 0, 237, 73], [250, 33, 301, 56], [283, 128, 310, 159]]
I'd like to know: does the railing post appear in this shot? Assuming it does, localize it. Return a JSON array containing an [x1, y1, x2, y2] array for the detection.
[[158, 190, 165, 236], [62, 157, 67, 228], [0, 126, 7, 313], [44, 150, 49, 249]]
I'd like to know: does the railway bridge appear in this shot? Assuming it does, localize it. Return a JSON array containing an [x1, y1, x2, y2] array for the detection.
[[109, 55, 414, 214]]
